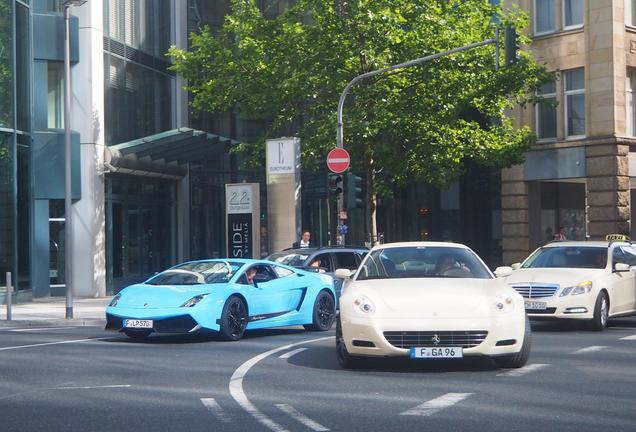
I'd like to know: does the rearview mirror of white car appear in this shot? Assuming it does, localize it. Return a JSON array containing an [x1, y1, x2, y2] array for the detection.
[[494, 266, 513, 278], [614, 263, 630, 272], [335, 268, 353, 279], [511, 263, 521, 270]]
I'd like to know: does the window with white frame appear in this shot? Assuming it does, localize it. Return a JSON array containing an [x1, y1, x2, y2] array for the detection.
[[534, 0, 555, 34], [536, 81, 557, 140], [563, 0, 583, 28], [626, 0, 636, 27], [627, 69, 635, 136], [47, 62, 64, 129], [565, 68, 585, 138]]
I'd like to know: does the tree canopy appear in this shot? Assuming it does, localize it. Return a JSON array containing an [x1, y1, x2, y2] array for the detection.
[[169, 0, 553, 237]]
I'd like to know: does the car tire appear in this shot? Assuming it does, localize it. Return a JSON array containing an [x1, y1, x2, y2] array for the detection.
[[494, 316, 531, 369], [336, 317, 361, 369], [588, 291, 609, 331], [218, 296, 248, 341], [124, 329, 152, 340], [303, 290, 335, 331]]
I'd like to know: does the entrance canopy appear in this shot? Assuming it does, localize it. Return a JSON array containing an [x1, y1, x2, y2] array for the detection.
[[105, 128, 240, 178]]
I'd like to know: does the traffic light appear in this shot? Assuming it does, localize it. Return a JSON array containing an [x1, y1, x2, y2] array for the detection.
[[328, 173, 343, 197], [504, 24, 519, 67], [345, 173, 363, 209]]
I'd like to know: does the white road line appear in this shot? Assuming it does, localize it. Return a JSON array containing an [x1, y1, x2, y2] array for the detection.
[[0, 337, 109, 351], [620, 334, 636, 340], [400, 393, 473, 417], [11, 327, 75, 332], [275, 404, 329, 431], [229, 336, 332, 432], [201, 398, 232, 423], [572, 345, 607, 354], [279, 348, 308, 359], [497, 363, 550, 377], [56, 384, 131, 390]]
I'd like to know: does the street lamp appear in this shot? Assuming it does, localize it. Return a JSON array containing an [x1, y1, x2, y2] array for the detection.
[[63, 0, 86, 319]]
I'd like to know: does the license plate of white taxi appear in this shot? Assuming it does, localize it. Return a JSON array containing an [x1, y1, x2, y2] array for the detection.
[[410, 347, 463, 359], [123, 319, 153, 329], [525, 301, 547, 310]]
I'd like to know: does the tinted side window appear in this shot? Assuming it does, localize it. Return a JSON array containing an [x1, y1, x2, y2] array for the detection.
[[612, 247, 627, 265], [334, 252, 358, 271], [310, 253, 332, 272], [621, 247, 636, 266]]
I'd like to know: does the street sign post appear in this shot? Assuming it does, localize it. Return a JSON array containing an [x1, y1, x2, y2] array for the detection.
[[327, 148, 350, 173]]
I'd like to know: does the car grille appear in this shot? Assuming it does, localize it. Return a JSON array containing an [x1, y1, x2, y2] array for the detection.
[[105, 314, 198, 333], [383, 330, 488, 349], [512, 284, 559, 299], [526, 307, 557, 315]]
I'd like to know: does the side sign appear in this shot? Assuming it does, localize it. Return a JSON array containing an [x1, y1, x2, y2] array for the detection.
[[226, 183, 260, 258]]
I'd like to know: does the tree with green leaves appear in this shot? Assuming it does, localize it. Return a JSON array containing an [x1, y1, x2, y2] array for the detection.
[[169, 0, 553, 242]]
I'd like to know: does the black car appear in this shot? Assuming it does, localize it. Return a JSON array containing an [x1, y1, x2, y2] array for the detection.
[[266, 246, 368, 300]]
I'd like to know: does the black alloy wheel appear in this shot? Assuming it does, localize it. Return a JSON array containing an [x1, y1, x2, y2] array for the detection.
[[304, 291, 335, 331], [336, 317, 360, 369], [219, 296, 248, 341], [588, 291, 609, 331]]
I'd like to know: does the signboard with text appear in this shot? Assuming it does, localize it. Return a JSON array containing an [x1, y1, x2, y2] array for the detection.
[[226, 183, 260, 259], [266, 138, 300, 175]]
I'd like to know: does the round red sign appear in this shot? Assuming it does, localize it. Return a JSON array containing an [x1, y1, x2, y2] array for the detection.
[[327, 148, 350, 173]]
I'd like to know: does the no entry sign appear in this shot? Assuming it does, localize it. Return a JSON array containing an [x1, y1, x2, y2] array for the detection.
[[327, 148, 350, 173]]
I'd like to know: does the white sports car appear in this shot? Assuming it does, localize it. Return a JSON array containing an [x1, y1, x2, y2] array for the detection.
[[335, 242, 530, 369]]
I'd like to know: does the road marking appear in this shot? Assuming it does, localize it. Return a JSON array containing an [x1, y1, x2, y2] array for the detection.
[[11, 327, 75, 332], [620, 334, 636, 340], [279, 348, 308, 359], [229, 336, 332, 432], [572, 345, 608, 354], [400, 393, 473, 417], [275, 404, 329, 431], [201, 398, 232, 423], [497, 363, 550, 377], [0, 337, 109, 351], [56, 384, 131, 390]]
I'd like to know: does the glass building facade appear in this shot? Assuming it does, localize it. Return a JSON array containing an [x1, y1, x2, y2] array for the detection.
[[1, 0, 32, 298]]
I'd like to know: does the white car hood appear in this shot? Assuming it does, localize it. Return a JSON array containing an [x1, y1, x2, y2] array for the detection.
[[505, 268, 604, 287], [350, 278, 507, 319]]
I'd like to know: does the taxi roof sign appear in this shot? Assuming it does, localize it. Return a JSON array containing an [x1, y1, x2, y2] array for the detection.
[[605, 234, 630, 241]]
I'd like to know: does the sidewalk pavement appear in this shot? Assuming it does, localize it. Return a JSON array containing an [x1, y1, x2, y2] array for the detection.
[[1, 297, 111, 327]]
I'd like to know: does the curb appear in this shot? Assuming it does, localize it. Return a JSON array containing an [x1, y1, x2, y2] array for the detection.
[[0, 319, 106, 327]]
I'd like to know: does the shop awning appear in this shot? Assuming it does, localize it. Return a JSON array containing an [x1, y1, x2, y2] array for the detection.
[[104, 128, 240, 179]]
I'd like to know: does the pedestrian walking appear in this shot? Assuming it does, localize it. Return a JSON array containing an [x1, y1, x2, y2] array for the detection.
[[293, 230, 312, 249]]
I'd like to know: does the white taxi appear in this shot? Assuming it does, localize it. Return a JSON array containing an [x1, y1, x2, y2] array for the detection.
[[335, 242, 530, 369], [502, 236, 636, 330]]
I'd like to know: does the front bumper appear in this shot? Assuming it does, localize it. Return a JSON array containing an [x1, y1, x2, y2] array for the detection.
[[105, 313, 201, 333], [341, 315, 526, 358], [524, 294, 597, 320]]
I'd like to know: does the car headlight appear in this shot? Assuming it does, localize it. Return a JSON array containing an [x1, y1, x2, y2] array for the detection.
[[353, 295, 376, 314], [560, 281, 592, 297], [181, 294, 209, 307], [495, 295, 514, 312], [109, 294, 121, 307]]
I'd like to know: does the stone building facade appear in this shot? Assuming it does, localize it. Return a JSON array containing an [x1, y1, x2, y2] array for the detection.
[[502, 0, 636, 264]]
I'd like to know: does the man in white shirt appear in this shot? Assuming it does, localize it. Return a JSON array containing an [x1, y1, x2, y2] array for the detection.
[[293, 230, 312, 248]]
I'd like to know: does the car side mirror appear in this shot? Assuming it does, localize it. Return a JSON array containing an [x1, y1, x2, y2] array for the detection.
[[511, 263, 521, 270], [335, 268, 353, 279], [494, 266, 513, 278], [614, 263, 630, 272]]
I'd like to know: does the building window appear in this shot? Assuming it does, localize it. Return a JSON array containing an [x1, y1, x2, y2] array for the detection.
[[563, 0, 583, 28], [536, 81, 557, 140], [47, 62, 64, 129], [628, 69, 635, 136], [565, 68, 585, 138], [534, 0, 555, 34], [627, 0, 636, 26]]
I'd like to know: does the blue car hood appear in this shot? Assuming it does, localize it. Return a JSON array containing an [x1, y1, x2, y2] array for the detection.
[[117, 284, 219, 309]]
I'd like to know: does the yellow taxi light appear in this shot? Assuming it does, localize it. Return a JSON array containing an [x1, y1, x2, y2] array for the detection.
[[605, 234, 630, 241]]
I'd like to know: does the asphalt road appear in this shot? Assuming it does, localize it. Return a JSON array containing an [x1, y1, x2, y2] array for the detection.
[[1, 318, 635, 432]]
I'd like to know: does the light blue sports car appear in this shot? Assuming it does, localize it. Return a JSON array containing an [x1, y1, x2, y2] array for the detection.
[[105, 259, 336, 341]]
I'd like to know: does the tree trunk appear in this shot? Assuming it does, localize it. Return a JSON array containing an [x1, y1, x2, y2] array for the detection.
[[365, 156, 378, 246]]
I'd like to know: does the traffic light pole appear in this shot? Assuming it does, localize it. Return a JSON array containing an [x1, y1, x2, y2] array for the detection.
[[335, 35, 501, 242]]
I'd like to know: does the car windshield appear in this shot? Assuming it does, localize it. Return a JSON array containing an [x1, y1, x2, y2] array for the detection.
[[521, 247, 607, 269], [267, 251, 310, 267], [357, 246, 492, 280], [146, 261, 245, 285]]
